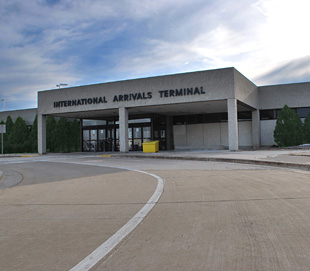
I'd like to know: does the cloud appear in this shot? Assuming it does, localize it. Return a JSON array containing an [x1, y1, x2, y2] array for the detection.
[[254, 55, 310, 85], [1, 0, 310, 110]]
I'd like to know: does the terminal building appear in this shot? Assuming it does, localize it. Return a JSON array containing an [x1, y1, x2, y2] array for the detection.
[[2, 67, 310, 153]]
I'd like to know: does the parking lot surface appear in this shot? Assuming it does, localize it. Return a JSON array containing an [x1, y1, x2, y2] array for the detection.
[[0, 154, 310, 270]]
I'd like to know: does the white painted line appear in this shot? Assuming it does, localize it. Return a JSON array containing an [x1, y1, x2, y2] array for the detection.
[[61, 161, 165, 271], [0, 156, 164, 270]]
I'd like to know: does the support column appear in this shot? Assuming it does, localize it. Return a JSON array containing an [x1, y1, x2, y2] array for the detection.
[[38, 114, 46, 154], [119, 107, 129, 152], [252, 110, 261, 149], [227, 99, 239, 151], [166, 116, 175, 150], [80, 119, 83, 152]]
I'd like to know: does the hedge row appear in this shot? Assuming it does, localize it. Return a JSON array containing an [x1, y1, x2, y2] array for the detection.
[[274, 105, 310, 147], [0, 116, 80, 154]]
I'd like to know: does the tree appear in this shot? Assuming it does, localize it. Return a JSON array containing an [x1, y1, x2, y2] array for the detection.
[[5, 116, 14, 153], [28, 115, 38, 152], [69, 119, 80, 151], [0, 120, 4, 153], [304, 112, 310, 143], [46, 116, 56, 152], [273, 105, 304, 147], [55, 117, 70, 152], [8, 116, 30, 153]]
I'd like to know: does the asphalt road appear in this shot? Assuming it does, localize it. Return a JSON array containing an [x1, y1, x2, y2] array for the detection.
[[0, 155, 310, 271]]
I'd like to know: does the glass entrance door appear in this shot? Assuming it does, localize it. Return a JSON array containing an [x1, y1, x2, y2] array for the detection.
[[98, 129, 105, 152], [128, 125, 151, 151], [133, 127, 142, 150], [82, 117, 158, 152], [105, 128, 114, 152]]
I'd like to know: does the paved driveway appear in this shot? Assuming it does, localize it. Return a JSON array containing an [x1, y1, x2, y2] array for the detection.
[[0, 155, 310, 271]]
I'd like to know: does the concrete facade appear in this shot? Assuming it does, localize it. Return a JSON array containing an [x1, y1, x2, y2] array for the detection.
[[4, 67, 309, 153], [259, 82, 310, 109], [38, 67, 262, 154], [0, 108, 37, 125], [173, 121, 253, 150]]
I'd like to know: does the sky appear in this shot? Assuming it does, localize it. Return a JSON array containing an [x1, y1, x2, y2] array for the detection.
[[0, 0, 310, 111]]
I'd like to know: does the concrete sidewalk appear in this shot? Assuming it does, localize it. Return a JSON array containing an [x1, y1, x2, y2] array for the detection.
[[114, 148, 310, 171], [1, 148, 310, 170]]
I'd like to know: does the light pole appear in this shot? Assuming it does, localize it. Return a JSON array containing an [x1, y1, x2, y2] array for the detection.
[[1, 99, 5, 111], [56, 83, 68, 89], [1, 99, 5, 155]]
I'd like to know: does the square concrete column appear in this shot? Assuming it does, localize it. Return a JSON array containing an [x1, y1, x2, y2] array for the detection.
[[227, 99, 239, 151], [119, 107, 129, 152], [166, 116, 175, 150], [80, 119, 83, 152], [252, 110, 261, 149], [38, 114, 46, 154]]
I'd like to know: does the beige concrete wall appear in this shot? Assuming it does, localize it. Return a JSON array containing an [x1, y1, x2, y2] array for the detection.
[[0, 108, 37, 125], [173, 125, 187, 147], [173, 121, 252, 149], [220, 123, 229, 147], [260, 120, 276, 146], [187, 124, 204, 148], [259, 82, 310, 110], [234, 69, 259, 109], [203, 123, 221, 147], [38, 68, 236, 116], [238, 121, 253, 147]]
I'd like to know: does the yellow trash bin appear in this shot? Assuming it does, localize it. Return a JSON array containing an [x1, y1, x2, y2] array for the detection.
[[142, 141, 159, 153]]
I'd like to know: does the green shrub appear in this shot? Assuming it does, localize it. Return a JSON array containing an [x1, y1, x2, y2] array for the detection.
[[304, 112, 310, 143], [273, 105, 304, 147]]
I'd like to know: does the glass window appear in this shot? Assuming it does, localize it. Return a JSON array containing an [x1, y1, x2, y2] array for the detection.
[[82, 119, 106, 126], [128, 139, 133, 151], [83, 130, 90, 140], [129, 118, 151, 124], [187, 115, 197, 124], [143, 127, 151, 139], [134, 127, 141, 138], [133, 139, 142, 151], [89, 141, 97, 152], [238, 111, 252, 121], [154, 115, 166, 125], [107, 129, 114, 139], [296, 107, 310, 118], [128, 128, 133, 138], [220, 113, 228, 122], [91, 130, 97, 140], [83, 141, 91, 151], [260, 110, 276, 120], [99, 129, 105, 140], [173, 116, 186, 125], [203, 113, 217, 123]]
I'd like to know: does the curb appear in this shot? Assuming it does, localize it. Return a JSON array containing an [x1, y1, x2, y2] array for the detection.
[[0, 154, 39, 158], [115, 154, 310, 171]]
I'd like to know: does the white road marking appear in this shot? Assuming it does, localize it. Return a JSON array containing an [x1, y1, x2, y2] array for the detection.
[[0, 156, 165, 270], [48, 161, 165, 271]]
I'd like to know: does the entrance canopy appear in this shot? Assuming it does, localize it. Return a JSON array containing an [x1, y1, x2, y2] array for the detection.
[[47, 100, 253, 120], [37, 68, 260, 154]]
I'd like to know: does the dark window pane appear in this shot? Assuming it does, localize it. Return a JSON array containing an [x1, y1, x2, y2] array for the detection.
[[296, 107, 310, 118], [238, 111, 251, 121], [173, 116, 187, 125], [220, 113, 228, 122], [187, 115, 197, 124], [260, 110, 276, 120], [204, 113, 221, 123]]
